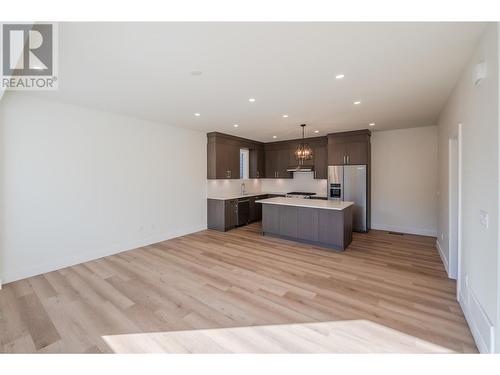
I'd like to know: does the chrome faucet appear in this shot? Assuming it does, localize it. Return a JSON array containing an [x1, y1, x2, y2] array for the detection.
[[241, 182, 246, 196]]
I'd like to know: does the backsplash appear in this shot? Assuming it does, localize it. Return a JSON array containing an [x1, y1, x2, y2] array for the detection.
[[207, 172, 327, 197], [261, 172, 327, 196], [207, 178, 262, 197]]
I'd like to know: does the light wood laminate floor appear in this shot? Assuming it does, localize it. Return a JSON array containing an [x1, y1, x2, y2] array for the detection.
[[0, 223, 477, 353]]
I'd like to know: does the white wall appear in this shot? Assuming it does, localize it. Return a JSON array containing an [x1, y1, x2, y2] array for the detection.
[[0, 93, 207, 284], [371, 126, 438, 237], [437, 24, 498, 353]]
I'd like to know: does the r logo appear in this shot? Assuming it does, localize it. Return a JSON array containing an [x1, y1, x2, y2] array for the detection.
[[2, 24, 53, 76]]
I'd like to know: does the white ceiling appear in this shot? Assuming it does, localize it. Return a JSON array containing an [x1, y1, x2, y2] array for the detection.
[[32, 22, 486, 142]]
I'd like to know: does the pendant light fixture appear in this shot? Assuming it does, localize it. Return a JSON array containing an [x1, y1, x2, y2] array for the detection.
[[295, 124, 313, 165]]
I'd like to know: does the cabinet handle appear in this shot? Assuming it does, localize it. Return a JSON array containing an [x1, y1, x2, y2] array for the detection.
[[347, 155, 349, 164], [257, 171, 259, 178]]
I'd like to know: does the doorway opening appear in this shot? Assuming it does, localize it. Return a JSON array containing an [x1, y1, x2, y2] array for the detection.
[[448, 123, 463, 300], [448, 137, 459, 280]]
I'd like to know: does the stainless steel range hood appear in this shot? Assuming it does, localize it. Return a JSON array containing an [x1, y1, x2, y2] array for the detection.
[[286, 165, 314, 172]]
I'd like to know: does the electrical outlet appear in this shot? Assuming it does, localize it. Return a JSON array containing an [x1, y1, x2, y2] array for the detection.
[[440, 233, 444, 240], [479, 210, 489, 228]]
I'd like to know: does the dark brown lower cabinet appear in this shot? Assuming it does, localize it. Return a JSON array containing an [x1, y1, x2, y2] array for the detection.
[[249, 196, 264, 223], [208, 195, 268, 232], [261, 204, 353, 250], [224, 199, 238, 229], [207, 199, 237, 231]]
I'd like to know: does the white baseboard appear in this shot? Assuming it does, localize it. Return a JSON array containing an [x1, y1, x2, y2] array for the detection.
[[371, 223, 437, 237], [459, 278, 495, 353], [2, 224, 208, 284], [435, 240, 450, 277]]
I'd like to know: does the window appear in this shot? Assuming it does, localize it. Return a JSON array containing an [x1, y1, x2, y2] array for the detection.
[[240, 148, 249, 179]]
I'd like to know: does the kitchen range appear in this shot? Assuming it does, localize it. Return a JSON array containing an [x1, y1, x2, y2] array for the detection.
[[207, 128, 371, 251], [285, 191, 319, 199]]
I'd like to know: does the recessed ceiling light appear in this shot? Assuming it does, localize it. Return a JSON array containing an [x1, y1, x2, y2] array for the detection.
[[354, 101, 361, 105], [248, 98, 256, 102], [190, 71, 202, 76], [233, 124, 239, 128], [194, 113, 201, 117], [335, 74, 345, 79], [369, 122, 375, 126], [282, 114, 288, 118], [272, 135, 277, 139], [314, 130, 319, 133]]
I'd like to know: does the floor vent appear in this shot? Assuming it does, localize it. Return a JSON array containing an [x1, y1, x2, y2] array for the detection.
[[388, 231, 404, 236]]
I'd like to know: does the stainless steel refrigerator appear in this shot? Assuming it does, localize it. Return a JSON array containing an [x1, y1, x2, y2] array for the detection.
[[328, 165, 367, 232]]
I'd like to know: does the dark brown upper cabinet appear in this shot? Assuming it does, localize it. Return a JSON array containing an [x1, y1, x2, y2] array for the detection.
[[264, 144, 292, 179], [264, 136, 328, 179], [249, 146, 265, 179], [207, 132, 265, 179], [327, 130, 371, 166], [264, 149, 278, 178], [313, 141, 328, 179], [208, 131, 368, 179]]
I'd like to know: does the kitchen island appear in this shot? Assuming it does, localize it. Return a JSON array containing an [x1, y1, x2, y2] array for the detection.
[[255, 197, 354, 251]]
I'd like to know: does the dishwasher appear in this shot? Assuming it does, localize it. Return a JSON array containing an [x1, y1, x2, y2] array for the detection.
[[237, 199, 250, 226]]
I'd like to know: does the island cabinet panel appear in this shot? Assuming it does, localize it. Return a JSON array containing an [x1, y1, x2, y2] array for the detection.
[[343, 205, 353, 245], [279, 206, 298, 238], [297, 207, 319, 242], [262, 204, 281, 234], [317, 209, 345, 248], [261, 203, 353, 251]]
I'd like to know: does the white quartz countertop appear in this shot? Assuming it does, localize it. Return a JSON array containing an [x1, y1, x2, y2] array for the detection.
[[255, 197, 354, 211], [207, 192, 284, 200], [207, 192, 328, 200]]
